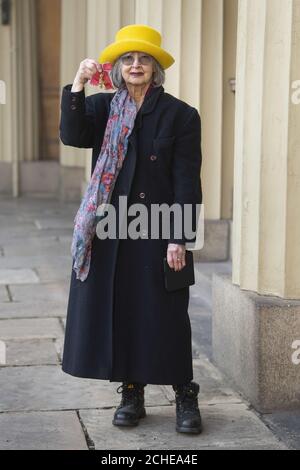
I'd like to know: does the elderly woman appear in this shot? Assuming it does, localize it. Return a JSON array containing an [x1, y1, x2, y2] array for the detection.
[[59, 24, 203, 434]]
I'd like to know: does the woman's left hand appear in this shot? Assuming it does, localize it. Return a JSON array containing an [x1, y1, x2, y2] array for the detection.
[[167, 243, 186, 271]]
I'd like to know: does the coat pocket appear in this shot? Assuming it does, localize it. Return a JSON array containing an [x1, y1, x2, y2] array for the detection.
[[153, 135, 176, 151], [152, 136, 176, 171]]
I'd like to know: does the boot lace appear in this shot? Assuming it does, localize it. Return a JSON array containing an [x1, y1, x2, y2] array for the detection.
[[176, 387, 200, 414], [117, 383, 144, 407]]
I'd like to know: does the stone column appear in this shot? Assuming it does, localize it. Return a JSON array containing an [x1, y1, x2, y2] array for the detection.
[[60, 0, 88, 171], [0, 0, 39, 196], [197, 0, 232, 260], [223, 0, 238, 259], [0, 11, 13, 192], [59, 0, 88, 200], [212, 0, 300, 411]]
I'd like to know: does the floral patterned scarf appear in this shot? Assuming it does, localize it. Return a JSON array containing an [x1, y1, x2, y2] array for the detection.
[[71, 83, 152, 282]]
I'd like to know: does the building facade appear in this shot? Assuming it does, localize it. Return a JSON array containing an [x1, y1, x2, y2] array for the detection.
[[0, 0, 300, 411]]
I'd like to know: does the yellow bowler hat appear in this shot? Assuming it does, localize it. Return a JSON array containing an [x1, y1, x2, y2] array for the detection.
[[99, 24, 175, 70]]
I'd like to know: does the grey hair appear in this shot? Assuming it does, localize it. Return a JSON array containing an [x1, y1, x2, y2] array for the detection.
[[110, 53, 165, 89]]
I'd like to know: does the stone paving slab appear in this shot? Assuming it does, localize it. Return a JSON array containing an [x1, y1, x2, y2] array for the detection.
[[0, 318, 63, 340], [0, 269, 40, 285], [2, 240, 71, 258], [35, 218, 75, 230], [0, 214, 35, 225], [0, 286, 9, 302], [0, 254, 71, 270], [194, 261, 232, 280], [261, 411, 300, 450], [0, 365, 171, 413], [0, 262, 71, 283], [0, 222, 37, 239], [57, 235, 73, 243], [0, 234, 66, 246], [0, 229, 74, 242], [188, 292, 210, 309], [3, 339, 59, 366], [189, 301, 212, 360], [0, 411, 88, 450], [190, 269, 212, 309], [9, 282, 69, 303], [0, 301, 67, 319], [187, 357, 243, 405], [0, 212, 74, 225], [54, 336, 64, 360], [188, 304, 211, 316], [0, 196, 77, 213], [33, 266, 71, 283], [0, 355, 235, 412], [79, 403, 287, 450], [190, 314, 212, 360], [0, 230, 42, 244], [0, 258, 72, 284]]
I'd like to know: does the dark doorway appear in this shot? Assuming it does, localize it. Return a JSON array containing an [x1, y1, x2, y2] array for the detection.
[[36, 0, 61, 160]]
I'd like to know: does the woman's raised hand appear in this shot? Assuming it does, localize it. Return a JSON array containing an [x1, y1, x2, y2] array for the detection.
[[71, 59, 103, 92]]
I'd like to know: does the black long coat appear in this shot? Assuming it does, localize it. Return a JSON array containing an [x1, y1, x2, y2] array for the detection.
[[59, 83, 202, 385]]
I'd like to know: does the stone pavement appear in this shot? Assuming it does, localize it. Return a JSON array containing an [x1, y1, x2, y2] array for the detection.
[[0, 195, 295, 450]]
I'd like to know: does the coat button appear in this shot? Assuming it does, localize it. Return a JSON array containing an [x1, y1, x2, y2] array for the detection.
[[150, 155, 157, 161], [71, 97, 77, 102], [71, 105, 77, 110], [139, 192, 145, 199]]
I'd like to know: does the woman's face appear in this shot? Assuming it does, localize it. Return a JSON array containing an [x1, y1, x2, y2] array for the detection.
[[120, 51, 154, 87]]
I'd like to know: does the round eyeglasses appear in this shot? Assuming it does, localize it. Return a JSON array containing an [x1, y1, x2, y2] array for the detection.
[[121, 54, 152, 66]]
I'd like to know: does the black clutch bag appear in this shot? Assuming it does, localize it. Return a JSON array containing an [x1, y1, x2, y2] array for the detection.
[[163, 250, 195, 292]]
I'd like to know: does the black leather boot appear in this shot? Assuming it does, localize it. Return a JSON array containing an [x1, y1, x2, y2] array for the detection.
[[172, 381, 202, 434], [112, 381, 146, 427]]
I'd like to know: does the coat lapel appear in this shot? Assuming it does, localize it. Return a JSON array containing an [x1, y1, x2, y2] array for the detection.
[[128, 85, 164, 151], [135, 85, 164, 130]]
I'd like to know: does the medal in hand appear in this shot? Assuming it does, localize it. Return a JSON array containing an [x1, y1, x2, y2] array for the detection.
[[90, 62, 114, 90]]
